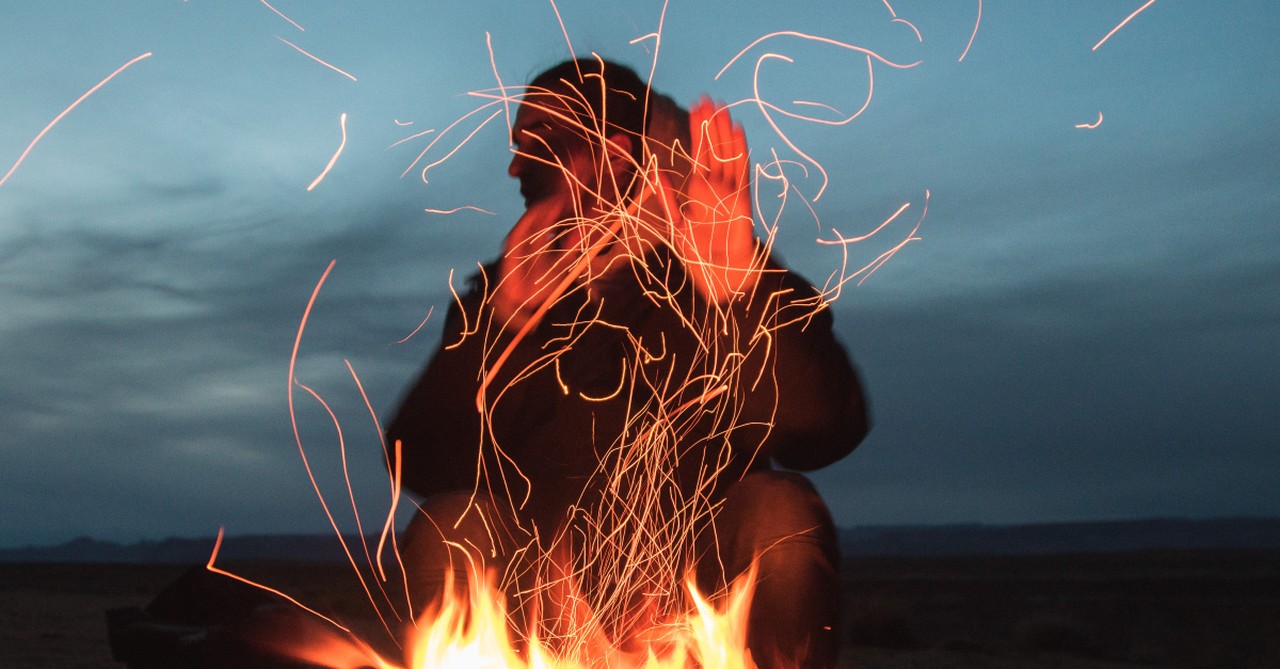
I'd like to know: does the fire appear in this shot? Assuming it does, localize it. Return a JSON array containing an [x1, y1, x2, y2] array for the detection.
[[398, 560, 758, 669]]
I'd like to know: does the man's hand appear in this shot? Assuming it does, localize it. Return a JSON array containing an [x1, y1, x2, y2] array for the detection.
[[490, 193, 577, 329], [661, 97, 762, 304]]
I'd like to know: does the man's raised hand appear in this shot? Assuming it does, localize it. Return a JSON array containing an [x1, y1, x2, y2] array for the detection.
[[667, 97, 762, 304]]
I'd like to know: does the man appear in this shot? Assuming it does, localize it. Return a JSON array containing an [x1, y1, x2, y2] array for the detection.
[[386, 58, 869, 668]]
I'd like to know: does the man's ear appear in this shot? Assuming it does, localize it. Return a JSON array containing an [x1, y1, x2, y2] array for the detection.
[[604, 133, 634, 176]]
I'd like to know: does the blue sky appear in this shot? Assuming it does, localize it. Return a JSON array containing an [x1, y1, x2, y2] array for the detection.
[[2, 1, 1277, 548]]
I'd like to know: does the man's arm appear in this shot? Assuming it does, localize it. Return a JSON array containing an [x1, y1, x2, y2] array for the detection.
[[722, 258, 870, 472], [661, 98, 870, 468], [384, 288, 489, 498]]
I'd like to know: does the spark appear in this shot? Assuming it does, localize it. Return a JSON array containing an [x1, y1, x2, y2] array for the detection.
[[394, 119, 414, 126], [307, 112, 347, 191], [714, 31, 918, 200], [880, 0, 922, 42], [345, 358, 404, 585], [0, 51, 152, 188], [395, 306, 435, 345], [487, 32, 514, 140], [287, 260, 409, 639], [958, 0, 982, 62], [1075, 111, 1104, 129], [894, 17, 923, 42], [388, 127, 437, 151], [206, 527, 350, 633], [547, 0, 578, 76], [424, 206, 496, 215], [817, 201, 912, 245], [276, 35, 358, 81], [260, 0, 304, 31], [393, 100, 502, 179], [716, 31, 917, 81], [415, 109, 504, 185], [1094, 0, 1159, 51], [819, 190, 929, 296]]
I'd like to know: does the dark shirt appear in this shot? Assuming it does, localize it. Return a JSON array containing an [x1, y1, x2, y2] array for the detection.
[[385, 250, 869, 528]]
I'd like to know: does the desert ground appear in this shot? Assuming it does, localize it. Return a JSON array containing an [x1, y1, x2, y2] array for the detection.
[[2, 550, 1277, 668]]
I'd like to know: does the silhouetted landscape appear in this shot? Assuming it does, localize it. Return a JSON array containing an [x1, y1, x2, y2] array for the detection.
[[2, 518, 1278, 668], [6, 517, 1278, 564]]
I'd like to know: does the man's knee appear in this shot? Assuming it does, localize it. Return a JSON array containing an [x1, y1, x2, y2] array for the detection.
[[713, 472, 841, 668], [718, 471, 837, 562], [400, 491, 516, 611]]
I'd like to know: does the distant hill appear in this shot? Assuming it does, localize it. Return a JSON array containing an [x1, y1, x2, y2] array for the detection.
[[2, 518, 1277, 563], [838, 517, 1280, 557], [0, 534, 366, 564]]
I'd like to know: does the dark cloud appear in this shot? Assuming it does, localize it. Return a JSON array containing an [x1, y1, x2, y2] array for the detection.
[[3, 3, 1279, 547]]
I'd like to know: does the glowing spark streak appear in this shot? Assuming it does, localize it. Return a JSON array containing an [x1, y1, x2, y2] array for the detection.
[[715, 32, 916, 200], [293, 378, 403, 633], [382, 442, 405, 584], [486, 32, 514, 141], [958, 0, 982, 62], [442, 267, 481, 350], [344, 359, 404, 587], [881, 0, 922, 41], [388, 127, 436, 150], [1094, 0, 1158, 51], [893, 18, 923, 42], [394, 119, 414, 126], [307, 112, 347, 192], [792, 100, 844, 115], [715, 31, 917, 80], [854, 190, 927, 286], [477, 201, 638, 411], [424, 206, 496, 215], [206, 527, 350, 633], [418, 109, 504, 184], [395, 306, 434, 345], [547, 0, 579, 78], [260, 0, 304, 31], [748, 53, 851, 201], [1075, 111, 1104, 129], [276, 36, 358, 81], [0, 51, 151, 188], [396, 100, 501, 178], [634, 0, 670, 128], [286, 260, 399, 639], [816, 201, 911, 245]]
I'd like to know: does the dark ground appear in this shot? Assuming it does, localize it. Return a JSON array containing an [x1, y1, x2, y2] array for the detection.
[[1, 550, 1276, 668]]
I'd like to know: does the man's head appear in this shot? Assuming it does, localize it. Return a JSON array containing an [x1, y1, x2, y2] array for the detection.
[[507, 59, 650, 211]]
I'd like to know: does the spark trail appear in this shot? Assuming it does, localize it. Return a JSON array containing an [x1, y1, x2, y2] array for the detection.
[[1094, 0, 1159, 51], [1, 51, 152, 188]]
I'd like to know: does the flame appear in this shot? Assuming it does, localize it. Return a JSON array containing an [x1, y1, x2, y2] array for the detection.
[[395, 560, 759, 669]]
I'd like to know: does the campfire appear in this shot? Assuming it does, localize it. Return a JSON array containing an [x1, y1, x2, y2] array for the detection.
[[106, 8, 937, 669]]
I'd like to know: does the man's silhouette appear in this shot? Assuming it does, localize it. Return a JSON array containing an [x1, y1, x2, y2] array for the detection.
[[387, 58, 869, 668]]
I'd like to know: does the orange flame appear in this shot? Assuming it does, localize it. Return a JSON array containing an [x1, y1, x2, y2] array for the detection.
[[396, 560, 759, 669]]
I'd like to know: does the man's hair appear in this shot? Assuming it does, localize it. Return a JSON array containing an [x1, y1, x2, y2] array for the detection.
[[526, 58, 651, 169]]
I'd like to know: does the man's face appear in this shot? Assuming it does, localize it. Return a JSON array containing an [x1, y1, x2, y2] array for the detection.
[[507, 91, 608, 210]]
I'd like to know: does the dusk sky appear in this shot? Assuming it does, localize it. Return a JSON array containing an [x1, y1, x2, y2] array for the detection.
[[2, 1, 1277, 549]]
